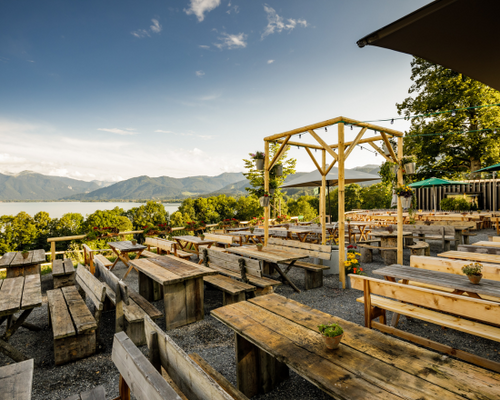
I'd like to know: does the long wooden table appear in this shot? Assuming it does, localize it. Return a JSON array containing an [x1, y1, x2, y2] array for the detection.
[[438, 250, 500, 264], [108, 241, 146, 279], [0, 274, 42, 361], [172, 235, 216, 260], [226, 246, 306, 293], [211, 293, 500, 399], [227, 230, 264, 244], [129, 255, 216, 330], [0, 250, 45, 278], [373, 264, 500, 300], [475, 241, 500, 248]]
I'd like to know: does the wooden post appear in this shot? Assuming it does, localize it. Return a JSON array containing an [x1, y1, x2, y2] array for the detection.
[[51, 241, 56, 267], [397, 136, 404, 264], [338, 123, 346, 288], [321, 149, 326, 244], [264, 141, 270, 246]]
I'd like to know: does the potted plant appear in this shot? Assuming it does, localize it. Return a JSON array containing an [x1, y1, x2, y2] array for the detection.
[[401, 155, 417, 174], [256, 243, 263, 251], [318, 323, 344, 350], [462, 262, 483, 284], [272, 163, 283, 176], [249, 227, 255, 233], [131, 239, 137, 246], [199, 234, 205, 240], [251, 151, 265, 170], [395, 185, 413, 209], [21, 250, 30, 259], [385, 225, 395, 234], [259, 191, 270, 207]]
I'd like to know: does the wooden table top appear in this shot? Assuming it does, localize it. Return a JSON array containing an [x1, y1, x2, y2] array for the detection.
[[0, 249, 45, 268], [227, 231, 264, 237], [475, 241, 500, 248], [372, 231, 411, 238], [227, 246, 307, 264], [438, 251, 500, 264], [211, 293, 500, 400], [225, 227, 248, 232], [373, 264, 500, 299], [172, 236, 217, 245], [108, 241, 146, 252], [129, 255, 216, 285], [0, 359, 33, 400], [0, 274, 42, 317]]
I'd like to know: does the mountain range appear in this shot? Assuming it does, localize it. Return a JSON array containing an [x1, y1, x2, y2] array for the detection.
[[0, 165, 381, 201]]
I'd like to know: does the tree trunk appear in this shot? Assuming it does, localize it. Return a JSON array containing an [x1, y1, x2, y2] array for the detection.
[[470, 157, 481, 179]]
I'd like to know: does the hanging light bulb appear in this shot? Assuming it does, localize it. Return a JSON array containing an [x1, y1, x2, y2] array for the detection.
[[451, 110, 456, 117], [495, 129, 498, 134], [325, 127, 327, 132], [391, 119, 394, 125], [350, 125, 353, 130], [299, 134, 302, 139]]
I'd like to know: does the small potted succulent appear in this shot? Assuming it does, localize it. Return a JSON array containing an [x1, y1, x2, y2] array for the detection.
[[21, 250, 30, 259], [318, 323, 344, 350], [462, 262, 483, 284], [131, 239, 137, 246], [256, 243, 263, 251], [199, 234, 206, 241], [249, 227, 255, 233]]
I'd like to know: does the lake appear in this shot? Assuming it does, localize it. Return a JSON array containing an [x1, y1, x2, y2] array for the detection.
[[0, 202, 180, 219]]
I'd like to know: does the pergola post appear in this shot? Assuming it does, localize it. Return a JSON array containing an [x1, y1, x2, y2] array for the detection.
[[338, 123, 346, 288], [397, 136, 404, 264], [321, 149, 327, 244], [264, 141, 270, 246]]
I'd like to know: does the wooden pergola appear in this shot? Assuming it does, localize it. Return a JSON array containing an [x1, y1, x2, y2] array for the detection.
[[263, 116, 404, 288]]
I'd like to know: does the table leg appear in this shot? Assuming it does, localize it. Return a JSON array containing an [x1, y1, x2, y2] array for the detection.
[[163, 278, 204, 330], [235, 333, 289, 397], [2, 309, 34, 341], [138, 271, 155, 302], [0, 337, 28, 362], [110, 248, 121, 270], [272, 262, 301, 293]]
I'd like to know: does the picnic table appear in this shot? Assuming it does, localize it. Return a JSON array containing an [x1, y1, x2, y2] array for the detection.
[[226, 245, 306, 293], [475, 241, 500, 248], [0, 250, 45, 278], [172, 235, 216, 260], [108, 240, 147, 279], [227, 230, 264, 244], [286, 228, 313, 242], [438, 250, 500, 264], [0, 359, 34, 400], [0, 274, 42, 361], [373, 264, 500, 300], [211, 293, 500, 399], [129, 255, 216, 330]]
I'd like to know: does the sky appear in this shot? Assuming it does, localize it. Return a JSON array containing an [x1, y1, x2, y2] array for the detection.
[[0, 0, 431, 182]]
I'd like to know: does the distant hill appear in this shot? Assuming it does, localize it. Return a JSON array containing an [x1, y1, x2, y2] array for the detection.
[[65, 172, 245, 201], [0, 171, 111, 201]]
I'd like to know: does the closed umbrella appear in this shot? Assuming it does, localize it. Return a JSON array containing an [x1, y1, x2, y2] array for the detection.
[[408, 177, 467, 211]]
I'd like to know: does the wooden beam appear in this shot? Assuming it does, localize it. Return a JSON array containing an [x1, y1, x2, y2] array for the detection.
[[280, 135, 384, 151], [325, 160, 337, 175], [264, 116, 343, 141], [268, 136, 291, 171], [380, 132, 398, 163], [341, 116, 403, 137], [368, 141, 392, 162], [397, 136, 403, 265], [338, 123, 346, 288], [308, 130, 338, 161], [344, 128, 367, 160], [264, 142, 270, 246], [305, 147, 324, 175], [321, 150, 326, 244], [276, 140, 324, 150], [330, 135, 383, 149]]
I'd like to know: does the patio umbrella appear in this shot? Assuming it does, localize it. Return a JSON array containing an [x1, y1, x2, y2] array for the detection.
[[408, 177, 467, 211], [281, 167, 380, 221], [476, 163, 500, 173], [357, 0, 500, 91]]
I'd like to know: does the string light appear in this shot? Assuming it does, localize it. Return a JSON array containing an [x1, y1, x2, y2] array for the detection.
[[406, 127, 493, 138], [350, 125, 353, 130], [451, 110, 456, 117], [299, 134, 302, 139], [325, 127, 327, 132], [391, 119, 394, 124]]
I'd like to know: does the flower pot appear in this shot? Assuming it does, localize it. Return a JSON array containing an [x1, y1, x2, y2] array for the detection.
[[382, 142, 391, 156], [259, 196, 270, 207], [21, 252, 29, 259], [467, 274, 482, 284], [401, 196, 412, 209], [390, 165, 398, 174], [404, 162, 416, 174], [269, 189, 275, 195], [323, 333, 343, 350], [273, 164, 283, 176], [131, 240, 137, 246], [257, 246, 263, 252], [255, 159, 264, 170]]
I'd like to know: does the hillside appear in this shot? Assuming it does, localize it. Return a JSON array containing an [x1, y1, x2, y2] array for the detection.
[[0, 171, 110, 201], [65, 172, 245, 201]]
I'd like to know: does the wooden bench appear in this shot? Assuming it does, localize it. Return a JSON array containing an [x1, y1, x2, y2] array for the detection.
[[145, 237, 192, 260], [64, 386, 106, 400], [351, 274, 500, 372], [407, 241, 430, 256], [267, 238, 331, 290], [52, 259, 75, 288], [94, 259, 162, 346], [140, 249, 159, 258], [0, 359, 33, 400], [204, 233, 242, 247], [458, 244, 500, 255], [82, 244, 112, 274], [201, 248, 280, 300], [403, 225, 457, 250], [47, 265, 105, 365]]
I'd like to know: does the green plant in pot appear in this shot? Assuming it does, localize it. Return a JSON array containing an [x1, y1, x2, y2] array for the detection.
[[249, 227, 255, 233], [462, 262, 483, 284], [318, 323, 344, 350], [199, 234, 205, 240], [131, 239, 138, 246], [21, 249, 30, 259], [256, 243, 263, 251]]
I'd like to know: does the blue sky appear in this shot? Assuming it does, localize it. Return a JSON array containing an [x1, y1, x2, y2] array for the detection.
[[0, 0, 430, 182]]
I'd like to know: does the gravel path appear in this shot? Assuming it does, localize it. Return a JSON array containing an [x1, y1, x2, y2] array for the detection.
[[2, 229, 500, 399]]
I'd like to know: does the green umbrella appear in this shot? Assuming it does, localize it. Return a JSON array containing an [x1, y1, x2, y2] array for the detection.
[[408, 177, 468, 211], [476, 163, 500, 173]]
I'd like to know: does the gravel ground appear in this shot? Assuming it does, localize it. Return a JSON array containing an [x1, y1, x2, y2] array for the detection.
[[2, 229, 500, 399]]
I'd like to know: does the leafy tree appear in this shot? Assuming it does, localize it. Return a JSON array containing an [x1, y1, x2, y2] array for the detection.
[[33, 211, 54, 250], [359, 183, 392, 210], [286, 197, 318, 221], [126, 201, 168, 229], [10, 212, 39, 251], [234, 196, 262, 221], [85, 207, 132, 232], [0, 215, 15, 253], [397, 57, 500, 180]]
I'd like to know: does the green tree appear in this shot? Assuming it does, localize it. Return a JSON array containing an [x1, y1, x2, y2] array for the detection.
[[397, 57, 500, 180], [10, 212, 39, 251], [0, 215, 15, 253], [234, 196, 262, 221], [359, 183, 392, 209], [33, 211, 54, 250], [286, 197, 318, 221], [126, 201, 168, 229]]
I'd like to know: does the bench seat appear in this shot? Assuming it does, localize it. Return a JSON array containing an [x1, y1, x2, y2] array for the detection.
[[52, 259, 75, 289], [64, 386, 106, 400], [94, 254, 113, 268], [290, 260, 329, 271], [204, 274, 256, 305], [140, 249, 158, 258]]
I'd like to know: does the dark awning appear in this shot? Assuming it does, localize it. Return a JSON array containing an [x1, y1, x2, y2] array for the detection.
[[357, 0, 500, 91]]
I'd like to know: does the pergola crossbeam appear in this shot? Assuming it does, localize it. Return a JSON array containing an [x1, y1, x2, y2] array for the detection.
[[269, 136, 291, 170], [305, 147, 324, 175], [368, 141, 393, 162], [308, 130, 338, 161], [276, 140, 324, 150], [380, 132, 398, 163], [344, 128, 367, 160]]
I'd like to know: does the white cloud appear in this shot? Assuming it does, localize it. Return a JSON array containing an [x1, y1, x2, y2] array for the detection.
[[262, 5, 308, 39], [214, 32, 247, 50], [199, 45, 210, 49], [97, 128, 138, 135], [195, 70, 205, 77], [267, 59, 274, 64], [27, 60, 35, 63], [131, 18, 162, 38], [184, 0, 221, 22], [0, 153, 27, 165]]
